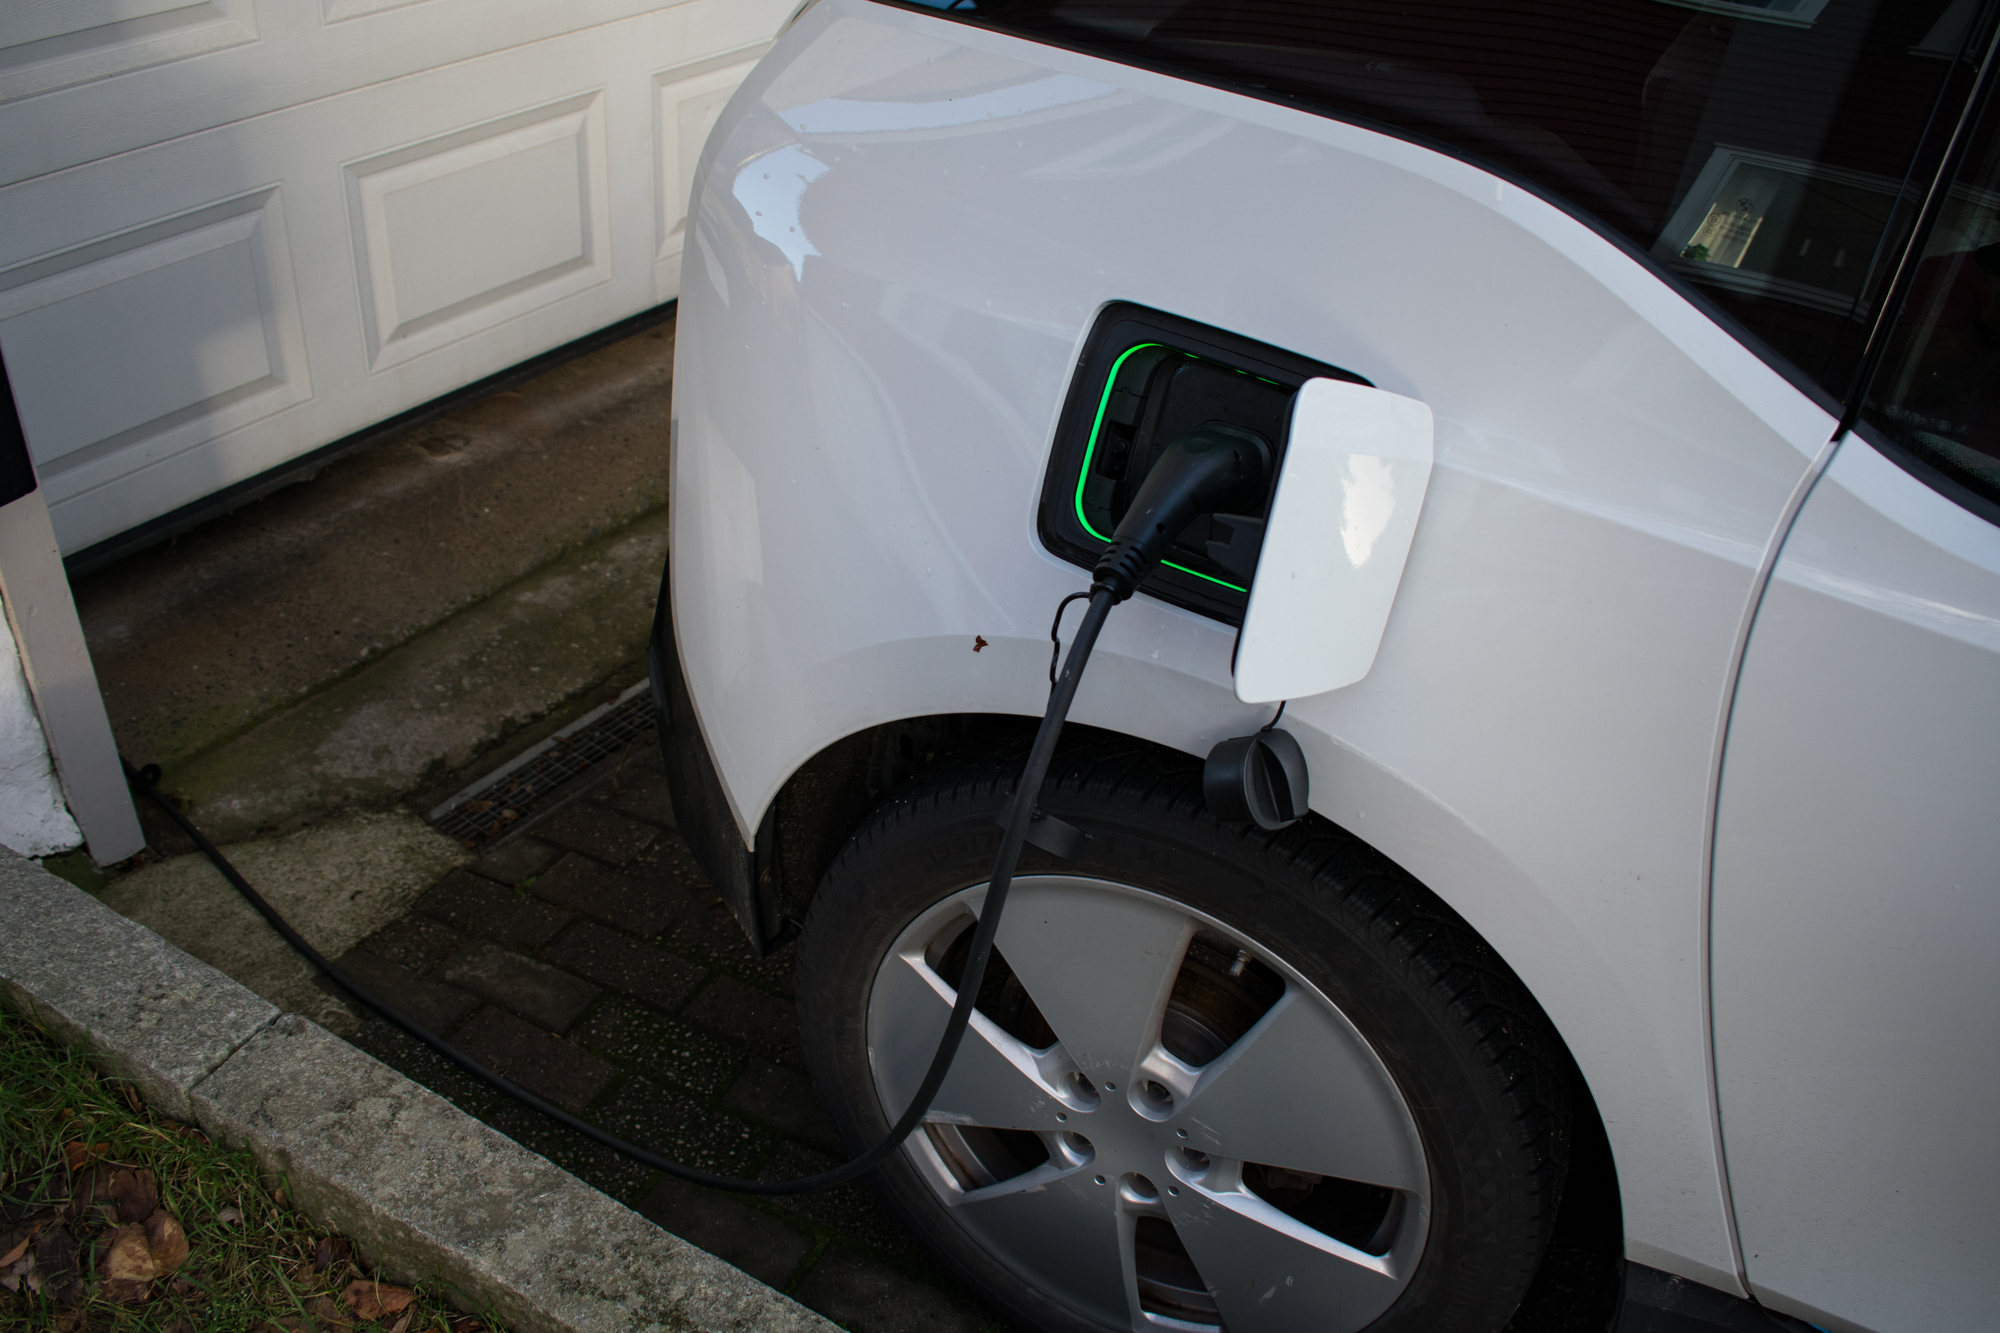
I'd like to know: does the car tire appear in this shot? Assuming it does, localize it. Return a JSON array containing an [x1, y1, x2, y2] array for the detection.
[[797, 738, 1572, 1333]]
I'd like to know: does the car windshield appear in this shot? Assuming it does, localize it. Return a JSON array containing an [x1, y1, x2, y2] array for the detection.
[[904, 0, 1980, 394]]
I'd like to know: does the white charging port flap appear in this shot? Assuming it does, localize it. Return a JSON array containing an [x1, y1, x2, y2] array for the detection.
[[1233, 378, 1434, 704]]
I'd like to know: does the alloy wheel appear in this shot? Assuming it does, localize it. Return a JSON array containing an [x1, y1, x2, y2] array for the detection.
[[866, 875, 1431, 1332]]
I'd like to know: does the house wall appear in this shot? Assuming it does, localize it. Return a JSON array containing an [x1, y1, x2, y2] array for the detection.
[[0, 591, 81, 858]]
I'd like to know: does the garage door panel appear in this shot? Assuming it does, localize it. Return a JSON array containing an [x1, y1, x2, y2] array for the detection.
[[320, 0, 425, 24], [0, 0, 790, 189], [654, 53, 766, 287], [0, 0, 257, 106], [0, 1, 786, 553], [348, 91, 612, 371], [0, 187, 309, 486]]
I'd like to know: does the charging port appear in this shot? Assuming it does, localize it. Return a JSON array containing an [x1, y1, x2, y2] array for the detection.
[[1039, 304, 1367, 624]]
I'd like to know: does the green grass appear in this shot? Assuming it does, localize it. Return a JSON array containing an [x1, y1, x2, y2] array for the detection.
[[0, 1006, 504, 1332]]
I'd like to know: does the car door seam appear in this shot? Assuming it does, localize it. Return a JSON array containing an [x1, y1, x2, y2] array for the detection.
[[1700, 425, 1844, 1295]]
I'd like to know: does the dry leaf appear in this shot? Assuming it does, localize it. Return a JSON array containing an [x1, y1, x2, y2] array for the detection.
[[341, 1276, 416, 1320], [387, 1313, 413, 1333], [215, 1204, 244, 1226], [449, 1317, 486, 1333], [101, 1221, 156, 1301], [102, 1224, 154, 1280], [145, 1209, 188, 1274], [110, 1168, 158, 1223], [0, 1219, 42, 1268], [60, 1142, 107, 1172], [69, 1163, 116, 1218], [313, 1236, 353, 1272], [309, 1294, 353, 1327], [33, 1228, 78, 1289]]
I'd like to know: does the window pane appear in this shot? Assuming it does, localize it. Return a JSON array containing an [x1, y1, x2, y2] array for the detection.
[[910, 0, 1974, 392], [1860, 87, 2000, 514]]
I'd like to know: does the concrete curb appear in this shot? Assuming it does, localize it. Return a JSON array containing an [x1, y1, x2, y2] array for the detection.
[[0, 849, 837, 1333]]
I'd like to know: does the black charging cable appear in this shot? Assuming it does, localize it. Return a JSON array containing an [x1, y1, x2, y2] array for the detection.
[[120, 424, 1264, 1195]]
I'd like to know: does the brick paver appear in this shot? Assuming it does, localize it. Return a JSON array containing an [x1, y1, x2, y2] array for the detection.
[[416, 869, 574, 945], [344, 741, 1012, 1331], [529, 854, 686, 936]]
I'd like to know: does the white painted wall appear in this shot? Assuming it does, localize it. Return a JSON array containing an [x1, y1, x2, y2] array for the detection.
[[0, 592, 81, 858]]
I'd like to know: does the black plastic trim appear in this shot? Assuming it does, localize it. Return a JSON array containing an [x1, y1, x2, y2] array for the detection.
[[64, 300, 678, 578], [1838, 1, 2000, 425], [1616, 1265, 1821, 1333], [649, 554, 781, 956]]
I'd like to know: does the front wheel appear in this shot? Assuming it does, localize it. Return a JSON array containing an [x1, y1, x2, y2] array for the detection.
[[797, 743, 1571, 1333]]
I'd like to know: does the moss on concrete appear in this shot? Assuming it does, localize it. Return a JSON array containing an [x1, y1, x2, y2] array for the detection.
[[99, 810, 470, 1035], [162, 511, 669, 843], [74, 319, 676, 772]]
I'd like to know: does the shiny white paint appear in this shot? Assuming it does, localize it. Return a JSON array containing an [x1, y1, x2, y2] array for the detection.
[[1711, 439, 2000, 1333], [670, 0, 1844, 1290], [1235, 378, 1433, 704]]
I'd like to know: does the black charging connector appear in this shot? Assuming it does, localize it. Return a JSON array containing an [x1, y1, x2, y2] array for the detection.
[[122, 424, 1260, 1197], [1092, 423, 1271, 603]]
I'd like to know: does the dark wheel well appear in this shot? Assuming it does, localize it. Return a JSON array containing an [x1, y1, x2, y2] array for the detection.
[[758, 711, 1054, 938]]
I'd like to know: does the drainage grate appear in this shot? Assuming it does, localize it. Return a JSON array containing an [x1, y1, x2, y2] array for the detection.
[[429, 681, 657, 847]]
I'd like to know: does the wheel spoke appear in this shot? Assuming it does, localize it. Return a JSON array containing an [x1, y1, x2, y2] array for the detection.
[[1173, 988, 1424, 1193], [870, 945, 1074, 1132], [1162, 1163, 1405, 1333], [990, 878, 1195, 1087], [954, 1172, 1138, 1331]]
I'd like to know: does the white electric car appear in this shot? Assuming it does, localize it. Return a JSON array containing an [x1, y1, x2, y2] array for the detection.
[[650, 2, 2000, 1331]]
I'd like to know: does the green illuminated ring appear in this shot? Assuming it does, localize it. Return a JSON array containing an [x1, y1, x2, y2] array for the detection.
[[1072, 342, 1248, 594]]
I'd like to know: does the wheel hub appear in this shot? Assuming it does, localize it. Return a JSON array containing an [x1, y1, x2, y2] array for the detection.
[[867, 876, 1430, 1333]]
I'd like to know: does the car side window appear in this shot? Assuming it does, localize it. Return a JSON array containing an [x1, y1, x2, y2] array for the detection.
[[1858, 76, 2000, 518], [905, 0, 1981, 398]]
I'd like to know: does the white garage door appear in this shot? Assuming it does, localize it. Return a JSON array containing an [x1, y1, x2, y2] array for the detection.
[[0, 0, 789, 555]]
